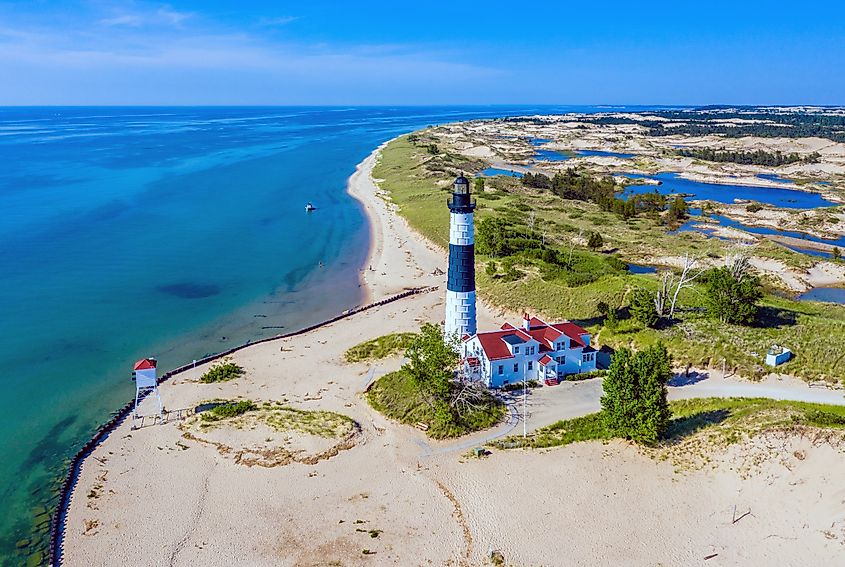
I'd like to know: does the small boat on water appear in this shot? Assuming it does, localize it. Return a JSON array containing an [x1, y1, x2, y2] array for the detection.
[[305, 202, 316, 212]]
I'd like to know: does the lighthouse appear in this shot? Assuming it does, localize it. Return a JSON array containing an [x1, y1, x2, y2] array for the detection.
[[445, 174, 477, 340]]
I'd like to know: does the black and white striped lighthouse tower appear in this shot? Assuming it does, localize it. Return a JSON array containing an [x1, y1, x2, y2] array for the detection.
[[445, 174, 477, 340]]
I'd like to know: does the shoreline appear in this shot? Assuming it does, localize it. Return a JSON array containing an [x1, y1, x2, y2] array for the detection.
[[58, 141, 845, 567]]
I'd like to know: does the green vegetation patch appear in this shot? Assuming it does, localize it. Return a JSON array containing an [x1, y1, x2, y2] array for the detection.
[[344, 332, 417, 363], [195, 399, 355, 438], [199, 359, 245, 383], [494, 397, 845, 450], [367, 368, 505, 439]]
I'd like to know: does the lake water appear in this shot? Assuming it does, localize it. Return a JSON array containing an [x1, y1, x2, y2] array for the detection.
[[798, 287, 845, 304], [756, 173, 793, 184], [627, 263, 658, 274], [2, 104, 636, 563], [480, 167, 524, 178], [622, 172, 837, 209], [575, 149, 635, 159]]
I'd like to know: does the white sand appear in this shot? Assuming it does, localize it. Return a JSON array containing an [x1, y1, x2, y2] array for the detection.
[[63, 145, 845, 567]]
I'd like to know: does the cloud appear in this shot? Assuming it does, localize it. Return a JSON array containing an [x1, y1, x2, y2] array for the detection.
[[98, 4, 193, 28], [0, 2, 505, 104], [259, 16, 298, 27]]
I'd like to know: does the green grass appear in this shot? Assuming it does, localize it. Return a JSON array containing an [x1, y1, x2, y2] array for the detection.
[[344, 332, 417, 363], [366, 369, 506, 439], [375, 132, 845, 383], [600, 293, 845, 381], [493, 397, 845, 450]]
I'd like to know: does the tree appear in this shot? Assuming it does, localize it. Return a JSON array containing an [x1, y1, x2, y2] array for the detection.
[[833, 246, 842, 261], [587, 231, 604, 251], [704, 264, 763, 325], [405, 323, 458, 427], [473, 176, 485, 193], [630, 288, 659, 328], [667, 196, 689, 222], [601, 344, 672, 445], [476, 217, 510, 257], [485, 261, 498, 277]]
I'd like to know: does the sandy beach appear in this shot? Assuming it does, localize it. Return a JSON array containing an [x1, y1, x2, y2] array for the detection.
[[62, 145, 845, 566]]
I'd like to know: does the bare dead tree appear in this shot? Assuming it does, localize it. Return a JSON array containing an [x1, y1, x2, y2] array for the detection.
[[669, 254, 704, 319], [654, 254, 704, 320], [726, 252, 752, 281], [655, 271, 674, 317], [526, 210, 536, 238]]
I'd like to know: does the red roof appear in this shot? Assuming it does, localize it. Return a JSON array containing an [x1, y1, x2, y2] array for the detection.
[[539, 354, 553, 365], [470, 317, 590, 360], [133, 358, 157, 370], [475, 328, 531, 360]]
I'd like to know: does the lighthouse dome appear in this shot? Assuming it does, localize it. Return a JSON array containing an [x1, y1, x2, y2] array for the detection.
[[454, 174, 470, 194]]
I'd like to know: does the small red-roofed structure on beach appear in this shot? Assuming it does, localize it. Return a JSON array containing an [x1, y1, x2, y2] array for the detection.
[[461, 314, 597, 388]]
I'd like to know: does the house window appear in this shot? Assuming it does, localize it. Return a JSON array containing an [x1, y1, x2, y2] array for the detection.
[[498, 365, 503, 375], [513, 363, 519, 373], [514, 346, 520, 354], [528, 361, 533, 370]]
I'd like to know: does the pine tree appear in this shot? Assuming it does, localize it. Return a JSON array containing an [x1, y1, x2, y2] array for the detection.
[[630, 288, 659, 327], [601, 344, 672, 445]]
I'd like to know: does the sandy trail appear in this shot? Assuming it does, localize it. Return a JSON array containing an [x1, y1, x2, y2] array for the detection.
[[63, 144, 845, 567]]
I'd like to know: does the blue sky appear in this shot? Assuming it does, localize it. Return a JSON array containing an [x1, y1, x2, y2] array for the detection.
[[1, 0, 844, 105]]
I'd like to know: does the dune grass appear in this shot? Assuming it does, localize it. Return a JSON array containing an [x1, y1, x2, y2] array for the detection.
[[344, 332, 417, 363], [374, 132, 845, 383], [194, 400, 355, 438], [493, 397, 845, 450]]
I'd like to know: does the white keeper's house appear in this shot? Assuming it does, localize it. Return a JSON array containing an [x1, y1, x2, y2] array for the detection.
[[461, 314, 597, 388]]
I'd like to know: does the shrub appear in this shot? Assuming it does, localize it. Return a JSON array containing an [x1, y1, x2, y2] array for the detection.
[[202, 400, 256, 421], [200, 360, 245, 383], [567, 369, 607, 381], [502, 265, 524, 282]]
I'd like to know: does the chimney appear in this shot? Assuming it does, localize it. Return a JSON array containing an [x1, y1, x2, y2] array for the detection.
[[522, 312, 530, 330]]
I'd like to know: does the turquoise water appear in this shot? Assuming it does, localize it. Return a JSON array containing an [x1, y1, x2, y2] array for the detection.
[[2, 105, 630, 563]]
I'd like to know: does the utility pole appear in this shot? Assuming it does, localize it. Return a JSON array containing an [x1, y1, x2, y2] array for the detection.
[[523, 363, 527, 438]]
